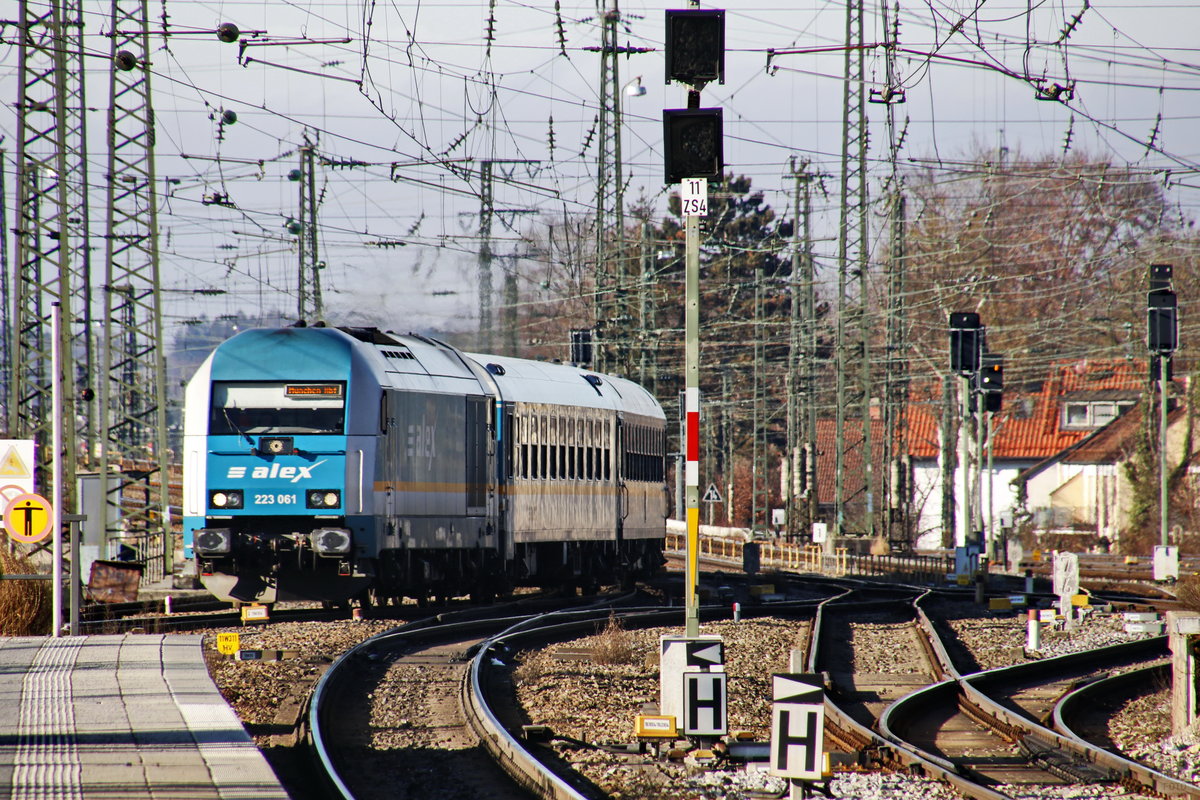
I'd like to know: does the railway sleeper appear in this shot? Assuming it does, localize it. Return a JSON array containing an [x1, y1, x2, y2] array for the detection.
[[1018, 733, 1118, 784]]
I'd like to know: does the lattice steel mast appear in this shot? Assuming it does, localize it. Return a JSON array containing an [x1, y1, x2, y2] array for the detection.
[[835, 0, 871, 536], [99, 0, 171, 578], [13, 0, 90, 497], [589, 0, 648, 375], [297, 134, 323, 324]]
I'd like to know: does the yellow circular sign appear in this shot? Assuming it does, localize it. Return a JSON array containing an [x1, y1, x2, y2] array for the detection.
[[3, 493, 54, 543]]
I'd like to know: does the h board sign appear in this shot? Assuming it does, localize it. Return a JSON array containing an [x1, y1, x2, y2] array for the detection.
[[660, 635, 724, 723], [683, 671, 727, 736], [770, 673, 825, 780]]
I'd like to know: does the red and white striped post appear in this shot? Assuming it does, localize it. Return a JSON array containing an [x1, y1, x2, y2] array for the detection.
[[682, 178, 705, 637]]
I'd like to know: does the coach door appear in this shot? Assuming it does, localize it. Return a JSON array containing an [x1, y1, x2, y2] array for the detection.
[[615, 413, 627, 541]]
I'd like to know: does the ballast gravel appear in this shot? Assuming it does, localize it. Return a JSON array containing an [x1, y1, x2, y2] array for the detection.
[[194, 595, 1182, 800]]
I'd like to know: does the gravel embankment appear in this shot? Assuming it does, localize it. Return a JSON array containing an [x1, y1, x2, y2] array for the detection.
[[200, 619, 398, 739], [194, 597, 1184, 800]]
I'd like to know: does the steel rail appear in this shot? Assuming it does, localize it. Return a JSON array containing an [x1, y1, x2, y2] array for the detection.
[[879, 599, 1185, 799], [1053, 658, 1199, 798], [808, 587, 1013, 800], [464, 598, 827, 800]]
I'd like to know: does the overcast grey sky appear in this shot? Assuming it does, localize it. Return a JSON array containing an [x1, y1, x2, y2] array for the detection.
[[3, 1, 1199, 340]]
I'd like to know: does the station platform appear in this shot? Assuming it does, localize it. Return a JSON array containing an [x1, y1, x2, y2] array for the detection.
[[0, 634, 289, 799]]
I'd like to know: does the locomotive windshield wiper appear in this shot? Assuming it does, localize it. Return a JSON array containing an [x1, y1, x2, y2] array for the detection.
[[222, 407, 255, 446]]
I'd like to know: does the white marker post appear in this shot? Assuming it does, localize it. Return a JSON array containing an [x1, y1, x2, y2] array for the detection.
[[51, 303, 64, 637]]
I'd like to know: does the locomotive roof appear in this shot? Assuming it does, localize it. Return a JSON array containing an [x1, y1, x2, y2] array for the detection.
[[190, 326, 664, 422]]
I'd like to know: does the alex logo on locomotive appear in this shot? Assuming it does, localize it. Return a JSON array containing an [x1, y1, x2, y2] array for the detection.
[[226, 460, 328, 483]]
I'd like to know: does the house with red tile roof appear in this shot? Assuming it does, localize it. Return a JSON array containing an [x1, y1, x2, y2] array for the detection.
[[888, 358, 1148, 549], [1012, 401, 1190, 547]]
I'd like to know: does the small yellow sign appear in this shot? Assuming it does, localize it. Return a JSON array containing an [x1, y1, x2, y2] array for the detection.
[[241, 604, 270, 624], [634, 715, 678, 738], [216, 632, 241, 655]]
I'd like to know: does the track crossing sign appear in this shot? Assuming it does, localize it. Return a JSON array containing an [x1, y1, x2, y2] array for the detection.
[[3, 492, 54, 544], [770, 673, 825, 780], [682, 671, 727, 736]]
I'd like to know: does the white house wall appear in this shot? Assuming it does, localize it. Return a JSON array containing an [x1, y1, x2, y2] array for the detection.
[[911, 460, 1027, 550]]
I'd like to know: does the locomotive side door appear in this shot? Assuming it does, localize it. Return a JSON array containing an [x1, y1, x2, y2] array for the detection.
[[465, 396, 489, 517]]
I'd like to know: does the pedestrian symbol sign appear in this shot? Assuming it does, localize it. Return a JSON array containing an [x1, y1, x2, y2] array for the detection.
[[3, 492, 54, 543], [702, 483, 722, 503]]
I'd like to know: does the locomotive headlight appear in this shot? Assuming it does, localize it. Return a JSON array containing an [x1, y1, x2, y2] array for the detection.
[[310, 528, 352, 555], [306, 489, 341, 509], [194, 528, 232, 555], [259, 436, 294, 455], [209, 490, 244, 509]]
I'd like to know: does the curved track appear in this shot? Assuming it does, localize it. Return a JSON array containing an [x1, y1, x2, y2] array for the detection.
[[873, 593, 1199, 799], [300, 562, 1198, 800]]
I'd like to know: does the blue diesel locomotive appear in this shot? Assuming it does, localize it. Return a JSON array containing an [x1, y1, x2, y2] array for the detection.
[[182, 325, 668, 605]]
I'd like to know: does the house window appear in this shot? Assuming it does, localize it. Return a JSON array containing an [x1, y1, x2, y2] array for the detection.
[[1092, 402, 1118, 427], [1061, 400, 1136, 430], [1063, 403, 1090, 429]]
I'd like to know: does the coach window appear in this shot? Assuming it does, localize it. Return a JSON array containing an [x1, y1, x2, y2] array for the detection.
[[558, 417, 567, 480], [542, 417, 549, 480], [567, 417, 576, 480], [517, 417, 528, 479], [600, 419, 609, 482], [576, 420, 584, 480], [583, 420, 592, 480], [549, 416, 558, 480]]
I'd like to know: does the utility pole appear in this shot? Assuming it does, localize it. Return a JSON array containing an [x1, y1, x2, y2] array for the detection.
[[835, 0, 869, 537], [723, 370, 734, 525], [879, 0, 908, 545], [751, 262, 767, 531], [478, 160, 495, 351], [474, 159, 538, 354], [883, 192, 908, 541], [589, 0, 650, 375], [940, 374, 956, 548], [13, 0, 88, 499], [100, 0, 171, 579], [0, 150, 9, 432], [296, 134, 323, 323], [785, 160, 811, 539]]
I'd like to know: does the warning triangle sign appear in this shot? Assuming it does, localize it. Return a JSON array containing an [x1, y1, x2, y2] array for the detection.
[[702, 483, 722, 503], [0, 446, 31, 479]]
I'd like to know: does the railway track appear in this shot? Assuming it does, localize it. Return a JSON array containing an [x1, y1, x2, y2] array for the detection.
[[309, 588, 835, 800], [870, 593, 1199, 799], [178, 562, 1194, 800]]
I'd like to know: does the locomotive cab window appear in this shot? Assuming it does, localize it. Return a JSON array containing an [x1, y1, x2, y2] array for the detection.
[[209, 381, 346, 435]]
